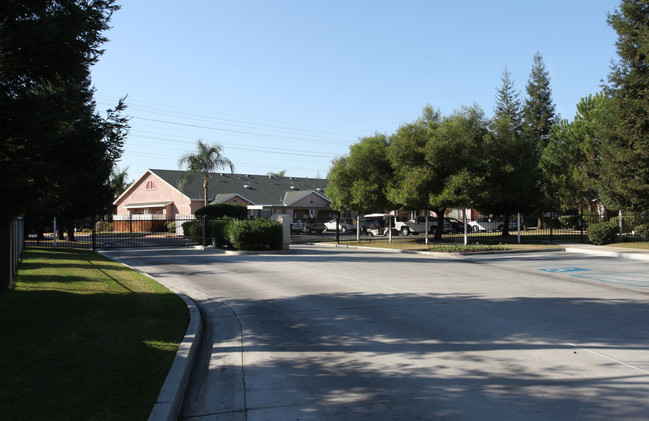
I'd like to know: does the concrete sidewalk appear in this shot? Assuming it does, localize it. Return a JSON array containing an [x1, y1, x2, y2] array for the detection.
[[562, 242, 649, 261]]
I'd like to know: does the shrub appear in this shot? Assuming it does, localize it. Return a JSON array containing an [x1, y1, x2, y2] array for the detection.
[[609, 216, 634, 233], [182, 220, 201, 238], [634, 223, 649, 239], [166, 221, 176, 233], [226, 219, 282, 250], [209, 219, 234, 247], [195, 203, 248, 220], [587, 222, 620, 245], [95, 221, 113, 232], [558, 214, 581, 230]]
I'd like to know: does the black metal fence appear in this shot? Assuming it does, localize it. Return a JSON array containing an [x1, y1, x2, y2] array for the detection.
[[20, 211, 649, 252], [23, 216, 204, 251], [1, 217, 24, 291], [293, 212, 649, 245]]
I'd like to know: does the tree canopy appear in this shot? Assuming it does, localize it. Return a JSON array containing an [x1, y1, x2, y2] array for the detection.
[[596, 0, 649, 210], [326, 134, 393, 213], [178, 139, 234, 207], [0, 0, 128, 222]]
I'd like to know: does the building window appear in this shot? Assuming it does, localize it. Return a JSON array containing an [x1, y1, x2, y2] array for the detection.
[[146, 181, 156, 190]]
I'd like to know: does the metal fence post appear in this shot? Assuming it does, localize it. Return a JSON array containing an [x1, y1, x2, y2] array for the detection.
[[335, 215, 340, 244], [549, 212, 554, 243], [580, 211, 584, 243], [202, 216, 207, 247], [92, 219, 96, 252]]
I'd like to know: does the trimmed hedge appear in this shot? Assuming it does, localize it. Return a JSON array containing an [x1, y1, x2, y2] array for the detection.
[[195, 203, 248, 220], [182, 219, 234, 247], [225, 219, 282, 250], [587, 222, 619, 245]]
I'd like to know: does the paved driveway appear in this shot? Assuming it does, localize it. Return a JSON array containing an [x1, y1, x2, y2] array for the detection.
[[103, 246, 649, 420]]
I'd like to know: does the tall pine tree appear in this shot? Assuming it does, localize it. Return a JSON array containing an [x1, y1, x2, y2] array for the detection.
[[478, 68, 536, 235], [522, 52, 557, 224], [597, 0, 649, 210], [523, 51, 557, 150], [494, 66, 523, 134]]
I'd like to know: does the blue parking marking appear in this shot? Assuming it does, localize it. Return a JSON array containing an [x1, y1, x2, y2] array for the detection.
[[540, 267, 591, 273], [572, 273, 649, 288]]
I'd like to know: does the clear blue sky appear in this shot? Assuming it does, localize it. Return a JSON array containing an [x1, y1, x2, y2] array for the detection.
[[91, 0, 620, 181]]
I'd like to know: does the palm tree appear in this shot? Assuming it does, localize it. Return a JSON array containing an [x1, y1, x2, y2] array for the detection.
[[178, 140, 234, 206]]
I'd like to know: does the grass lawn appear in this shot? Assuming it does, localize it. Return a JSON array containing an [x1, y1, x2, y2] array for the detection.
[[611, 241, 649, 250], [0, 249, 189, 420]]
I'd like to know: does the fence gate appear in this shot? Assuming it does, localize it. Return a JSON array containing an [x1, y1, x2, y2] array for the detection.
[[23, 216, 203, 250]]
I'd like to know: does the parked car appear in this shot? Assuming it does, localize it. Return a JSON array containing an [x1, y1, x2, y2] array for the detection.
[[323, 218, 357, 233], [290, 220, 304, 234], [468, 217, 518, 232], [291, 219, 325, 234], [445, 217, 464, 233], [363, 213, 399, 237], [303, 219, 326, 234], [398, 215, 454, 236]]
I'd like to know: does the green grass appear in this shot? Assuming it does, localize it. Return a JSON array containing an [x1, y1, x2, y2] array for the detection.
[[345, 240, 559, 252], [611, 241, 649, 250], [0, 249, 189, 420]]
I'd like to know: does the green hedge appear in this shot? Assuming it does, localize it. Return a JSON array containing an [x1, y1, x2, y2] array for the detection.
[[225, 219, 282, 250], [195, 203, 248, 220], [587, 222, 620, 245], [182, 219, 234, 246]]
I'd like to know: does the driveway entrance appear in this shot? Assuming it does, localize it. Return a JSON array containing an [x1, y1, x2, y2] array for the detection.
[[103, 245, 649, 420]]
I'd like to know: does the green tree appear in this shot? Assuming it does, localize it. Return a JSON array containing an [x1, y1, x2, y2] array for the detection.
[[110, 166, 132, 199], [388, 105, 486, 241], [477, 69, 537, 235], [540, 94, 606, 210], [494, 66, 523, 133], [326, 134, 393, 213], [267, 170, 287, 178], [0, 0, 125, 223], [596, 0, 649, 210], [523, 51, 557, 149], [178, 139, 234, 207], [522, 51, 557, 226]]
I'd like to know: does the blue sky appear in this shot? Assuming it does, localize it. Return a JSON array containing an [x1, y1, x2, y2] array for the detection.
[[91, 0, 620, 181]]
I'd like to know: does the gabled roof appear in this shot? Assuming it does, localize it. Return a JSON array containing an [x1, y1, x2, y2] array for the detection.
[[283, 190, 330, 206], [149, 169, 329, 205], [213, 193, 255, 205]]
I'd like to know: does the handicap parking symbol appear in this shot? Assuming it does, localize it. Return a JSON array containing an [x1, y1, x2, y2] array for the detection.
[[540, 267, 591, 273]]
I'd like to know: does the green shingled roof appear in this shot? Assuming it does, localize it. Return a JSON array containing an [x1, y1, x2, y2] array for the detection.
[[150, 169, 329, 205]]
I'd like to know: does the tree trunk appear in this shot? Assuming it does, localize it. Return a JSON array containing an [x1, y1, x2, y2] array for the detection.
[[203, 174, 209, 207], [432, 208, 445, 242], [501, 212, 511, 237]]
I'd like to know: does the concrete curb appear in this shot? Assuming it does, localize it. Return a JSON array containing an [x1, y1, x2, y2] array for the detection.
[[564, 246, 649, 262], [319, 242, 564, 257], [192, 245, 298, 255], [320, 241, 649, 261], [98, 252, 202, 421], [147, 288, 202, 421]]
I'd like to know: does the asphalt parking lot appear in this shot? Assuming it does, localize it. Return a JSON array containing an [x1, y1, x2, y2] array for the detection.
[[104, 245, 649, 420]]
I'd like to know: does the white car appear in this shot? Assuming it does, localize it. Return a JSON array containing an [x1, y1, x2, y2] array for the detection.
[[468, 217, 518, 232], [324, 218, 357, 233]]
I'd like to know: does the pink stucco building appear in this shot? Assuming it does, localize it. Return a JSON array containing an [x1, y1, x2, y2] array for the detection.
[[113, 169, 332, 231]]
